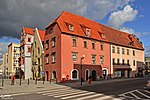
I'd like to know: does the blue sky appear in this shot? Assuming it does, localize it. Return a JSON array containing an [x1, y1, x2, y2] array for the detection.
[[0, 0, 150, 59]]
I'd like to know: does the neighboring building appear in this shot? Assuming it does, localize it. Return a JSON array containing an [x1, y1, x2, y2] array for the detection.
[[31, 28, 45, 80], [19, 27, 34, 79], [44, 11, 144, 82], [144, 57, 150, 75], [0, 53, 8, 76], [8, 43, 20, 77]]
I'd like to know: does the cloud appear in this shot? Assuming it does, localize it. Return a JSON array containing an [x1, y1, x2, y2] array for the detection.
[[145, 46, 150, 57], [0, 0, 132, 38], [108, 5, 138, 29]]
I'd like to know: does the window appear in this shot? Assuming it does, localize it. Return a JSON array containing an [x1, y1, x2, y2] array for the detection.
[[127, 60, 130, 65], [92, 55, 96, 64], [38, 47, 40, 54], [68, 24, 74, 31], [28, 37, 31, 42], [112, 46, 115, 53], [122, 48, 125, 54], [100, 43, 104, 50], [117, 59, 120, 64], [100, 55, 104, 64], [113, 58, 115, 64], [52, 52, 56, 63], [133, 50, 135, 56], [49, 29, 54, 34], [35, 42, 36, 48], [28, 47, 31, 52], [117, 47, 120, 54], [101, 34, 106, 39], [92, 42, 95, 49], [86, 28, 90, 37], [122, 59, 125, 65], [52, 37, 56, 48], [83, 41, 87, 48], [46, 54, 49, 64], [133, 60, 135, 66], [127, 49, 129, 55], [45, 40, 49, 50], [72, 38, 77, 47], [72, 52, 78, 62]]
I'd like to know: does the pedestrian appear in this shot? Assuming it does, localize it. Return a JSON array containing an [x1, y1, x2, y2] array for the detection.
[[11, 75, 15, 85], [88, 75, 92, 84]]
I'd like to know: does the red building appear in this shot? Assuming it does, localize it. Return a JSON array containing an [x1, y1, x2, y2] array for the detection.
[[44, 11, 111, 82]]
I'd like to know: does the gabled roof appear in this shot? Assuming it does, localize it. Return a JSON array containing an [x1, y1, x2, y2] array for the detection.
[[38, 30, 45, 42], [23, 27, 35, 35], [47, 11, 144, 50]]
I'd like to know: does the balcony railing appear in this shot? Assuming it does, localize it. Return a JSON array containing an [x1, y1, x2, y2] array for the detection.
[[113, 63, 130, 66]]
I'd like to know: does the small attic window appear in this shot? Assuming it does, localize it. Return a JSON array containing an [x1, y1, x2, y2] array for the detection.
[[101, 34, 106, 39], [86, 28, 90, 37], [68, 24, 74, 31]]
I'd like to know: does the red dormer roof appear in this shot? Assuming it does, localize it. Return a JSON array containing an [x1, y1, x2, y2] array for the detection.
[[38, 29, 45, 42], [46, 11, 144, 50]]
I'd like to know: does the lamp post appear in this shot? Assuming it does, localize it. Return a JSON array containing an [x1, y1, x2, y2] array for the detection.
[[80, 55, 85, 85]]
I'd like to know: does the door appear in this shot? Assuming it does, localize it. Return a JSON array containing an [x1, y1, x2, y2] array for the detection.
[[92, 70, 96, 81], [85, 69, 90, 81]]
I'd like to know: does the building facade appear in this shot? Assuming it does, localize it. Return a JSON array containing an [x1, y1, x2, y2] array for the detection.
[[44, 11, 144, 82], [0, 53, 8, 76], [19, 27, 34, 79], [31, 28, 45, 80], [8, 43, 20, 77], [144, 57, 150, 75]]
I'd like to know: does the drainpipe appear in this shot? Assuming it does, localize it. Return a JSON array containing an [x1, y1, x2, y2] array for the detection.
[[42, 51, 44, 80]]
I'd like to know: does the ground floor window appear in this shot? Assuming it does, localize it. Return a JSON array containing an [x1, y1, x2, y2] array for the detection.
[[71, 69, 78, 80]]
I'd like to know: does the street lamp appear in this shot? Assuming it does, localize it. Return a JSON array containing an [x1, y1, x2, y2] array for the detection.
[[80, 55, 85, 85]]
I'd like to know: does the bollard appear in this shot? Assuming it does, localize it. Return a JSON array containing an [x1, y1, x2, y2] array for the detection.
[[20, 78, 21, 86], [28, 78, 29, 85], [2, 76, 4, 87], [35, 78, 37, 85], [43, 77, 44, 84]]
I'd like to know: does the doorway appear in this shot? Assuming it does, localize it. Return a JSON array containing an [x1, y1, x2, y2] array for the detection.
[[85, 69, 90, 81], [52, 71, 56, 79], [92, 70, 96, 81], [46, 71, 48, 81]]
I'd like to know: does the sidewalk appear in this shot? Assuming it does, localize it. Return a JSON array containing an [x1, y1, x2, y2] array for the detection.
[[0, 79, 69, 95]]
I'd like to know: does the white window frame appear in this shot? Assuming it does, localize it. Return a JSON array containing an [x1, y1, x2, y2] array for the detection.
[[71, 69, 79, 80], [86, 28, 90, 37]]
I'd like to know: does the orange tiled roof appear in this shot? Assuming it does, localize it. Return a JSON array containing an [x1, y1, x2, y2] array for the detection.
[[23, 27, 35, 35], [47, 11, 144, 50], [38, 29, 45, 42]]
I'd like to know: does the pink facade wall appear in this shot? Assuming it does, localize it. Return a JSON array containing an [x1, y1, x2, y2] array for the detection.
[[44, 24, 61, 81], [61, 34, 111, 80]]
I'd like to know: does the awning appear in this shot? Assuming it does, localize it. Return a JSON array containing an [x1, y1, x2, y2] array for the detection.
[[114, 64, 131, 70]]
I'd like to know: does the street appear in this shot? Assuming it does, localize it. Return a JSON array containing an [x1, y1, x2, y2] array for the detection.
[[4, 77, 149, 100]]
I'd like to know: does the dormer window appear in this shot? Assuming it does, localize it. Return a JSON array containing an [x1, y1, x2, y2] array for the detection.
[[86, 28, 90, 37], [68, 24, 74, 31], [101, 34, 106, 39]]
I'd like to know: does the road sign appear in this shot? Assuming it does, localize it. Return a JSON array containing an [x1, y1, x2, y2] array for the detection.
[[41, 71, 44, 75]]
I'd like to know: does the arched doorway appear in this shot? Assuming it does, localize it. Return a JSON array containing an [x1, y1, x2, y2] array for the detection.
[[52, 71, 56, 79], [92, 70, 96, 81], [46, 71, 48, 81], [71, 69, 78, 80], [102, 68, 108, 79], [85, 69, 90, 81]]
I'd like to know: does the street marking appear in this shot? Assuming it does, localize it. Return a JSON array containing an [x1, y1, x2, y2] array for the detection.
[[92, 95, 114, 100], [136, 90, 150, 99], [71, 94, 103, 100], [130, 92, 141, 99], [118, 94, 134, 99], [61, 92, 95, 99], [37, 88, 70, 94], [54, 90, 88, 97]]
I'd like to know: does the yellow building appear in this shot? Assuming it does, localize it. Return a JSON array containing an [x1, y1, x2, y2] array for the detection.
[[0, 53, 8, 76], [8, 43, 20, 77], [111, 44, 144, 78], [31, 28, 45, 79]]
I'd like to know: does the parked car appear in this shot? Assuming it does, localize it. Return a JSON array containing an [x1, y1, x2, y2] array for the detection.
[[145, 79, 150, 90]]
